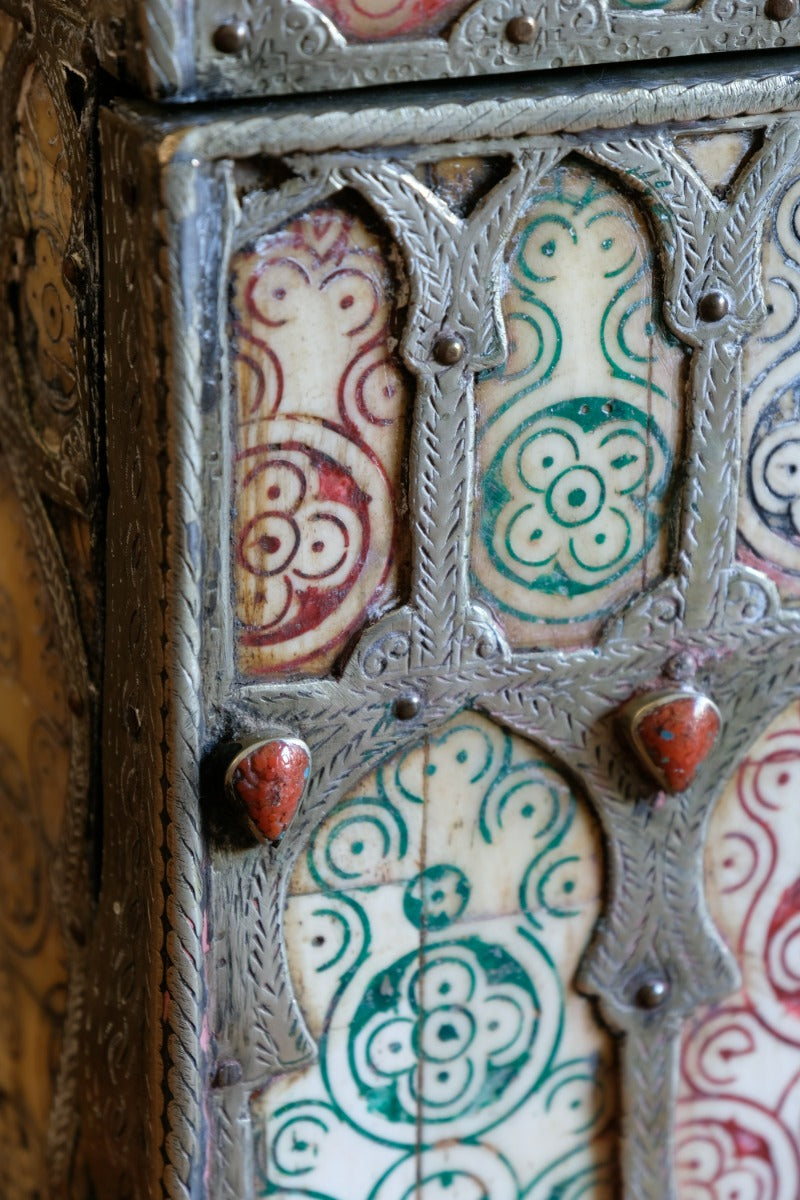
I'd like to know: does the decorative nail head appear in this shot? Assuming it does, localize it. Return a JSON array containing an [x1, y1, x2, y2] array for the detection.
[[765, 0, 796, 19], [635, 977, 669, 1009], [433, 334, 465, 366], [505, 14, 537, 42], [393, 694, 421, 721], [697, 291, 729, 323], [213, 19, 249, 53], [213, 1058, 243, 1088]]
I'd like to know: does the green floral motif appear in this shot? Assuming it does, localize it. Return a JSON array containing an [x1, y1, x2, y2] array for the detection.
[[344, 938, 539, 1127], [480, 396, 671, 617], [255, 713, 616, 1199], [474, 165, 680, 631], [403, 865, 471, 930], [371, 1145, 520, 1200]]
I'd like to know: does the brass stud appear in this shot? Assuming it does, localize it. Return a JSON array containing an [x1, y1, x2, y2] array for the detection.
[[213, 1059, 243, 1088], [212, 19, 249, 53], [393, 694, 421, 721], [433, 334, 465, 366], [765, 0, 796, 18], [505, 14, 537, 43], [635, 977, 669, 1009], [664, 650, 696, 682], [697, 291, 729, 323]]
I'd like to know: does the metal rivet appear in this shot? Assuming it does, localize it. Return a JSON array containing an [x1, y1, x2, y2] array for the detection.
[[697, 291, 729, 323], [67, 688, 84, 718], [635, 977, 669, 1009], [213, 19, 249, 53], [505, 14, 537, 43], [433, 334, 465, 367], [765, 0, 796, 18], [664, 650, 696, 682], [213, 1059, 243, 1089], [393, 694, 421, 721]]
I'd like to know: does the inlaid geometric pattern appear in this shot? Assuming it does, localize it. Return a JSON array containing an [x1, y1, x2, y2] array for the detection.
[[677, 700, 800, 1199], [473, 164, 684, 648], [740, 175, 800, 599], [230, 206, 410, 676], [253, 711, 617, 1199]]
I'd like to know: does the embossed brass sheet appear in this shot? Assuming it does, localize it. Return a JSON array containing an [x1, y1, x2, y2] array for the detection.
[[91, 0, 800, 100], [89, 56, 800, 1200], [0, 10, 97, 1200]]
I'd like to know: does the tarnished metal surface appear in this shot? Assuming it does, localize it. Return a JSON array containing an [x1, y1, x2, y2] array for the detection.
[[81, 0, 800, 101], [90, 57, 800, 1198]]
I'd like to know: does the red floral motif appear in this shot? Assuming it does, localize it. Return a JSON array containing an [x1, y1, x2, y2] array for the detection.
[[231, 209, 408, 675], [676, 706, 800, 1198], [308, 0, 469, 42]]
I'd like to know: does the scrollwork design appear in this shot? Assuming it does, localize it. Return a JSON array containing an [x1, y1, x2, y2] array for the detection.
[[473, 163, 682, 645], [253, 712, 616, 1197], [740, 172, 800, 592], [677, 702, 800, 1197], [231, 206, 411, 675]]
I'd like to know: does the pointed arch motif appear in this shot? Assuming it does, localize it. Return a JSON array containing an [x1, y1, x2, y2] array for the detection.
[[252, 710, 617, 1198], [472, 161, 684, 648], [229, 201, 412, 676]]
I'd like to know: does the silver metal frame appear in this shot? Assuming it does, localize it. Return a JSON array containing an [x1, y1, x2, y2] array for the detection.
[[90, 0, 800, 102], [92, 52, 800, 1200]]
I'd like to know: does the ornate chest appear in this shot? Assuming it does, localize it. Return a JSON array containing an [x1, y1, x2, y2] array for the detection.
[[2, 1, 800, 1198]]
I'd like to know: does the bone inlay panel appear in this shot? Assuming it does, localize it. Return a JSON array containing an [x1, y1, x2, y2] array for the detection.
[[305, 0, 467, 42], [0, 452, 70, 1196], [230, 206, 409, 676], [676, 700, 800, 1199], [252, 711, 617, 1198], [473, 163, 683, 648], [740, 175, 800, 599]]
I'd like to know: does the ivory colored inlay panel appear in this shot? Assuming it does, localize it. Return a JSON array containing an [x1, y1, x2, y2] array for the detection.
[[306, 0, 469, 42], [740, 175, 800, 598], [253, 712, 617, 1199], [677, 700, 800, 1199], [230, 207, 410, 676], [473, 164, 683, 648]]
